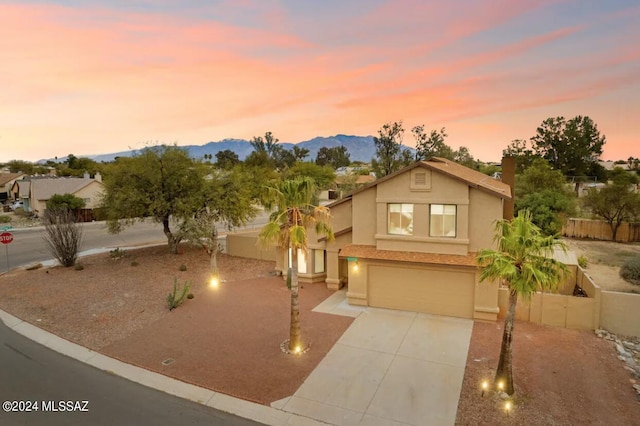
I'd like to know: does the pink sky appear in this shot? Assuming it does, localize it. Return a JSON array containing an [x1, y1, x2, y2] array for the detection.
[[1, 1, 639, 163]]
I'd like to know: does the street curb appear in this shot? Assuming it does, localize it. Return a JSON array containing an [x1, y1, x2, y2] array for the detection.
[[0, 308, 331, 426]]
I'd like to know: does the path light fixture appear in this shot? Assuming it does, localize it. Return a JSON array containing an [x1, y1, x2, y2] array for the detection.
[[209, 276, 220, 288], [497, 381, 504, 392], [481, 380, 489, 396], [504, 400, 512, 416]]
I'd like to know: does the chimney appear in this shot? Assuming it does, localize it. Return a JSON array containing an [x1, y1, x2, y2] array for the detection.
[[94, 172, 102, 183], [501, 156, 516, 220]]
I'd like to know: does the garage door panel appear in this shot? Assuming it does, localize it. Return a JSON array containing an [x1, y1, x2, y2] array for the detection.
[[368, 264, 474, 318]]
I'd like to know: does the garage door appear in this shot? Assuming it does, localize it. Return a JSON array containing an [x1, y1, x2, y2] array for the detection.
[[368, 264, 474, 318]]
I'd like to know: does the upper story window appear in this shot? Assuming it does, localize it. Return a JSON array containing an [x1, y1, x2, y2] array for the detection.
[[388, 203, 413, 235], [430, 204, 456, 237]]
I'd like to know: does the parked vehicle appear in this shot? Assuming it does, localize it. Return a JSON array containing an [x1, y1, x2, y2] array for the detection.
[[9, 200, 24, 211]]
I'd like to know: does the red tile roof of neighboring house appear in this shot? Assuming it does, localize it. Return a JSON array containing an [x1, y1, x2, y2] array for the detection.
[[339, 244, 478, 267]]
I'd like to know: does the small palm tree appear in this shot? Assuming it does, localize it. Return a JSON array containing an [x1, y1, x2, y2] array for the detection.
[[259, 177, 334, 352], [477, 209, 567, 395]]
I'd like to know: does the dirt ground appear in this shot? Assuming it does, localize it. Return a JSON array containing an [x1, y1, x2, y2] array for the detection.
[[0, 241, 639, 424], [563, 238, 640, 293]]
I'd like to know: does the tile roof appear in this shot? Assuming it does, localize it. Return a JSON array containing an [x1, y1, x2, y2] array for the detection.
[[0, 173, 25, 187], [339, 244, 478, 267], [30, 177, 101, 201], [425, 158, 511, 199], [328, 158, 511, 208]]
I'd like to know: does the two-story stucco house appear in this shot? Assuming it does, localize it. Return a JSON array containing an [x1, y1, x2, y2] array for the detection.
[[277, 158, 512, 321]]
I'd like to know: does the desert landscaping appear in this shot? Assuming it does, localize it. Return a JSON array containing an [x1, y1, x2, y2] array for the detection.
[[0, 236, 639, 424]]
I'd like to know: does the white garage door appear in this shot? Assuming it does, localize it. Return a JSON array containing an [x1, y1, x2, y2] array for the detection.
[[368, 264, 474, 318]]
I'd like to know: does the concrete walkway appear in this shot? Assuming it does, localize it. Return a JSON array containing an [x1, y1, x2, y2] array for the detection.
[[0, 289, 472, 426]]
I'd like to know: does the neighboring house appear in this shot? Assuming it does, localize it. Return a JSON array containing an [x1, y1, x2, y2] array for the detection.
[[0, 172, 25, 204], [10, 173, 104, 216], [276, 158, 512, 321]]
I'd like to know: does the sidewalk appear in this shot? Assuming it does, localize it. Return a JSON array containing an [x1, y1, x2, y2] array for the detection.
[[1, 289, 472, 426]]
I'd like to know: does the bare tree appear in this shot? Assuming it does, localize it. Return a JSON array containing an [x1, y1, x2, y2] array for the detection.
[[43, 209, 83, 267]]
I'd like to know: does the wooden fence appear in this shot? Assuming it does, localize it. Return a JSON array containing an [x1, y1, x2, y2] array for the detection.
[[562, 218, 640, 242]]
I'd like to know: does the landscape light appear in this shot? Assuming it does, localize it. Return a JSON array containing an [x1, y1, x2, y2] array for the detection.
[[210, 276, 219, 288], [481, 380, 488, 396], [504, 400, 512, 416], [497, 381, 504, 391]]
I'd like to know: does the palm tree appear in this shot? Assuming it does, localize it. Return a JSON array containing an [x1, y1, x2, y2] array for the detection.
[[477, 210, 567, 395], [259, 177, 334, 352]]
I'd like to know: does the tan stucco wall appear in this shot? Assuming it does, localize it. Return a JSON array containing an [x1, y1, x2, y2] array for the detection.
[[348, 167, 509, 257], [468, 188, 503, 252], [346, 258, 367, 305], [600, 291, 640, 337], [329, 199, 352, 233], [351, 187, 376, 245], [497, 268, 603, 332], [225, 231, 276, 261], [73, 181, 104, 209]]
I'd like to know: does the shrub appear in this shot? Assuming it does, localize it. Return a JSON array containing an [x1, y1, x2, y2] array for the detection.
[[0, 215, 11, 224], [620, 255, 640, 285], [167, 278, 191, 310], [42, 209, 83, 267], [131, 260, 139, 267], [13, 207, 30, 217], [110, 248, 126, 259], [578, 255, 588, 269], [179, 264, 187, 272], [74, 263, 84, 271], [187, 293, 194, 299]]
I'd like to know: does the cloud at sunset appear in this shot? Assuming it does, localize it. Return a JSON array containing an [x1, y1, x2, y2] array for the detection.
[[1, 0, 638, 162]]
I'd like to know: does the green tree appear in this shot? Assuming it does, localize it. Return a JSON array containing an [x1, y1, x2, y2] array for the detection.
[[531, 116, 605, 181], [182, 168, 256, 281], [101, 145, 206, 254], [372, 121, 405, 178], [250, 131, 280, 158], [503, 139, 537, 173], [477, 210, 567, 395], [292, 146, 310, 162], [271, 145, 297, 171], [454, 146, 477, 169], [413, 126, 448, 160], [582, 169, 640, 241], [258, 178, 334, 352], [6, 160, 37, 175], [315, 146, 351, 169], [47, 193, 86, 212], [215, 149, 240, 170], [283, 162, 336, 189], [514, 159, 576, 235]]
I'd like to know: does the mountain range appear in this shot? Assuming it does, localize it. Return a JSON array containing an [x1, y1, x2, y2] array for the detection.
[[78, 135, 382, 164]]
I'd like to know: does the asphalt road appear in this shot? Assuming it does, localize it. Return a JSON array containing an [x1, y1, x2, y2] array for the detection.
[[1, 212, 270, 272], [0, 321, 263, 426]]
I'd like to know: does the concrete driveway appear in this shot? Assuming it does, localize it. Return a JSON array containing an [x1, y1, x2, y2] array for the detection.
[[273, 290, 473, 426]]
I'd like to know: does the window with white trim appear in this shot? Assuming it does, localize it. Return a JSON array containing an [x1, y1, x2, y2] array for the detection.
[[388, 203, 413, 235], [430, 204, 456, 237]]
